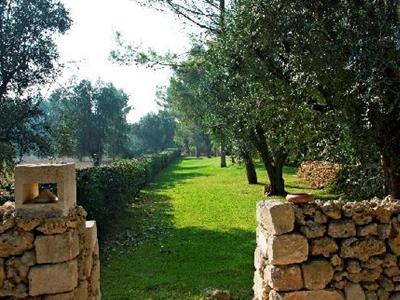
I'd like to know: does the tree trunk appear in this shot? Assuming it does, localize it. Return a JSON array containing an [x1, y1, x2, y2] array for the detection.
[[220, 142, 227, 168], [231, 155, 236, 164], [241, 150, 257, 184], [249, 124, 287, 195], [195, 146, 200, 158], [382, 146, 400, 199]]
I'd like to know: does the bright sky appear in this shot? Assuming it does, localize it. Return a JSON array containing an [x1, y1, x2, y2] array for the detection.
[[54, 0, 190, 123]]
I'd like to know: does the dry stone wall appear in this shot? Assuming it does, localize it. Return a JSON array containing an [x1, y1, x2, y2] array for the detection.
[[0, 163, 101, 299], [254, 197, 400, 300], [0, 202, 100, 300], [0, 202, 100, 299]]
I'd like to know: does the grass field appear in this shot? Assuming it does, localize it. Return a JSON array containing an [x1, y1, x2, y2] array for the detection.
[[101, 157, 336, 299]]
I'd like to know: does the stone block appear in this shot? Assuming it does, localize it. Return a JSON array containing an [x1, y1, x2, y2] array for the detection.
[[340, 237, 386, 261], [328, 220, 356, 238], [344, 283, 365, 300], [0, 229, 34, 257], [15, 163, 76, 218], [84, 221, 97, 251], [35, 230, 79, 264], [269, 290, 344, 300], [88, 253, 101, 299], [257, 226, 269, 256], [254, 270, 270, 300], [310, 237, 338, 257], [267, 234, 308, 265], [28, 260, 78, 296], [254, 247, 266, 271], [44, 291, 76, 300], [302, 259, 333, 290], [257, 201, 294, 236], [0, 258, 4, 287], [265, 265, 303, 291]]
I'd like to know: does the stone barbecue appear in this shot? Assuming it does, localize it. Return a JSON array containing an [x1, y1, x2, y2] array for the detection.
[[0, 163, 101, 299], [254, 197, 400, 300]]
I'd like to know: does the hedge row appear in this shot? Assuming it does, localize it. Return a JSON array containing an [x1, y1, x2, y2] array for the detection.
[[76, 149, 180, 234]]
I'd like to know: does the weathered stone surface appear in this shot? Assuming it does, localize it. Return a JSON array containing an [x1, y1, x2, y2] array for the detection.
[[28, 260, 78, 296], [389, 229, 400, 255], [267, 234, 308, 265], [385, 267, 400, 277], [37, 218, 68, 235], [265, 265, 303, 291], [340, 237, 386, 261], [347, 268, 382, 283], [75, 280, 89, 300], [310, 237, 338, 257], [362, 257, 383, 269], [257, 201, 295, 236], [331, 255, 344, 271], [379, 276, 395, 292], [16, 218, 41, 231], [257, 226, 268, 256], [345, 283, 365, 300], [321, 202, 342, 220], [358, 223, 378, 236], [0, 258, 4, 287], [302, 260, 333, 290], [88, 252, 101, 299], [269, 290, 344, 300], [44, 290, 76, 300], [328, 220, 356, 238], [254, 270, 270, 300], [300, 221, 326, 239], [5, 251, 35, 284], [0, 229, 34, 257], [255, 247, 266, 271], [378, 224, 392, 240], [347, 260, 361, 273], [35, 230, 79, 264]]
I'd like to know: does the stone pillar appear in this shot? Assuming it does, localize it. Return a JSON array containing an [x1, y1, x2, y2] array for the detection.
[[0, 163, 101, 299]]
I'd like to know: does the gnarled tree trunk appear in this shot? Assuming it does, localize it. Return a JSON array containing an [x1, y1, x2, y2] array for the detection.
[[241, 149, 257, 184], [381, 136, 400, 199], [249, 124, 287, 195]]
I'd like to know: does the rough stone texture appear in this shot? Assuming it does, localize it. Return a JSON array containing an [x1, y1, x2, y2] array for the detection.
[[328, 220, 356, 238], [340, 237, 386, 261], [302, 260, 334, 290], [269, 290, 345, 300], [267, 234, 308, 265], [29, 260, 78, 296], [35, 230, 79, 264], [254, 198, 400, 300], [310, 237, 338, 257], [345, 283, 365, 300], [0, 229, 34, 257], [257, 201, 295, 236], [300, 221, 326, 239], [265, 265, 303, 291], [0, 165, 99, 299]]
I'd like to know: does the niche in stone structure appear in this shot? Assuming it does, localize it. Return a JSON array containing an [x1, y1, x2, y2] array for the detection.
[[15, 163, 76, 218], [22, 182, 58, 204]]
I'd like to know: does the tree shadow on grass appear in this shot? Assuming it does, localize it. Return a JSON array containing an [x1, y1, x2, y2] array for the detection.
[[102, 173, 256, 299]]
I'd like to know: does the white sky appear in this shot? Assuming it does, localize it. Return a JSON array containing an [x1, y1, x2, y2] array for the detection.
[[53, 0, 190, 123]]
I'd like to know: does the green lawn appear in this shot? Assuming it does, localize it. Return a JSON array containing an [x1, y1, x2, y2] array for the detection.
[[101, 157, 336, 299]]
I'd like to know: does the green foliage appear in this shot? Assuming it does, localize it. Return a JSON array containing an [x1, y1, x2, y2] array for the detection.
[[76, 149, 180, 235], [131, 111, 176, 153], [46, 80, 131, 163], [0, 0, 71, 162]]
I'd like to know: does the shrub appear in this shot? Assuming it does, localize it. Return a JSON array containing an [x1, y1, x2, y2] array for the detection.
[[332, 163, 384, 199], [76, 149, 180, 234]]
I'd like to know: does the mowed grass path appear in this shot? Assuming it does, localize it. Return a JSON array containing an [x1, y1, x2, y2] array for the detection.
[[101, 157, 336, 299]]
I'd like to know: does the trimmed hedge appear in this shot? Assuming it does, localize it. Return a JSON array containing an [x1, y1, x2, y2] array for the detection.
[[76, 149, 180, 234]]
